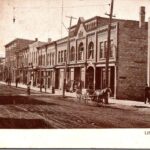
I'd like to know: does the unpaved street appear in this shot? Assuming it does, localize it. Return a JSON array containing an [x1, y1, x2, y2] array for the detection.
[[0, 83, 150, 128]]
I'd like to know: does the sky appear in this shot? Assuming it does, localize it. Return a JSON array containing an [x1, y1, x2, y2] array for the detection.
[[0, 0, 150, 57]]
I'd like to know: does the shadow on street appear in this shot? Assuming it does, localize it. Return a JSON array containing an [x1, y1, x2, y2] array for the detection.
[[0, 96, 57, 105], [133, 105, 150, 109], [0, 117, 52, 128]]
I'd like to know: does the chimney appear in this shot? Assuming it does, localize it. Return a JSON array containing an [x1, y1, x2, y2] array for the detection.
[[48, 38, 52, 43], [139, 6, 145, 28], [35, 38, 38, 41]]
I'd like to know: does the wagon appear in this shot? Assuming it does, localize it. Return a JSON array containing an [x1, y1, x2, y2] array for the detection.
[[76, 87, 111, 105]]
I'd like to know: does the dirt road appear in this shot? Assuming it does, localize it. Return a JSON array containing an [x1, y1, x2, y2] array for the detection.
[[0, 84, 150, 128]]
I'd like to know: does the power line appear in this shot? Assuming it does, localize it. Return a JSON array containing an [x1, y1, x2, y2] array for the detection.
[[13, 4, 109, 10], [62, 22, 68, 31]]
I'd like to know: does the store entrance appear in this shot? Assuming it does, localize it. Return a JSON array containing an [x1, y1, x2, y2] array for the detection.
[[86, 66, 94, 89]]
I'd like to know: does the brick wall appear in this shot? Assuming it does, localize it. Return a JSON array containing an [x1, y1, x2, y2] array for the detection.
[[147, 18, 150, 85], [117, 21, 148, 100]]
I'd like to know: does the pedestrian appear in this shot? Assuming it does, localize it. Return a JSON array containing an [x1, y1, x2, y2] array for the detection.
[[15, 77, 19, 88], [27, 80, 31, 95], [5, 78, 8, 85], [104, 87, 112, 104], [8, 77, 11, 86], [144, 84, 150, 104]]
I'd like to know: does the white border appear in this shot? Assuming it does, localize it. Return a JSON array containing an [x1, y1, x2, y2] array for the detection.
[[0, 129, 150, 148]]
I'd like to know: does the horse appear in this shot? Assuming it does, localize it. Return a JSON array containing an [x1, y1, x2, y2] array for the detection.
[[92, 88, 112, 104]]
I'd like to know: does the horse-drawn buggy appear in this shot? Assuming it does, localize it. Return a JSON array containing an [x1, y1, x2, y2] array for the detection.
[[75, 83, 111, 105]]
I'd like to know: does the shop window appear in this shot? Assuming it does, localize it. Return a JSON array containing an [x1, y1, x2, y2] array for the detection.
[[88, 42, 94, 59]]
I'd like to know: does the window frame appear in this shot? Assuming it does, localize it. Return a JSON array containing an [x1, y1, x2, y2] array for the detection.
[[88, 42, 94, 59]]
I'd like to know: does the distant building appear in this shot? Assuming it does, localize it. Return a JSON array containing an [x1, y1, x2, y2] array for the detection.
[[37, 40, 56, 90], [5, 38, 34, 82], [15, 38, 46, 86], [0, 57, 5, 81]]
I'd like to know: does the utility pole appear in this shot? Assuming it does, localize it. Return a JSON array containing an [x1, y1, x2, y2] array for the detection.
[[63, 16, 77, 97], [105, 0, 114, 104]]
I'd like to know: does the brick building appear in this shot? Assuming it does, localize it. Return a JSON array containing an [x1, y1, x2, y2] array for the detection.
[[5, 38, 34, 82], [53, 7, 147, 100], [0, 57, 5, 81], [16, 45, 30, 84], [4, 6, 148, 101], [37, 39, 56, 91], [147, 17, 150, 86], [27, 38, 46, 87]]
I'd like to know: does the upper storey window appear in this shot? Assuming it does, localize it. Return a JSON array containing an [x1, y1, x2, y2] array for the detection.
[[70, 46, 75, 61], [88, 42, 94, 59], [99, 40, 115, 59], [78, 42, 84, 61]]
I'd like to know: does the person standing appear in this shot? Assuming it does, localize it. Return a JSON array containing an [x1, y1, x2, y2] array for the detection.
[[15, 77, 19, 88], [27, 80, 31, 95], [144, 84, 150, 104]]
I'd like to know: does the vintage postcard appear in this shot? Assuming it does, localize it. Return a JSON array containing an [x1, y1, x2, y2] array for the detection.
[[0, 0, 150, 148]]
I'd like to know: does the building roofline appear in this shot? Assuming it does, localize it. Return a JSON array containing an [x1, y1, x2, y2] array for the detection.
[[70, 16, 108, 29], [37, 41, 56, 49], [45, 41, 56, 47], [56, 36, 68, 43], [69, 15, 148, 29], [5, 38, 35, 47]]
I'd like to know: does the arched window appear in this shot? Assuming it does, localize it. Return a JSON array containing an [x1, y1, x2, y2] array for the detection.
[[78, 42, 84, 60], [88, 42, 94, 59], [70, 46, 75, 61]]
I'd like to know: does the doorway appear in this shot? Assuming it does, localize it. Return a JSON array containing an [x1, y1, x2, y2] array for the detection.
[[96, 66, 115, 96], [86, 66, 94, 89]]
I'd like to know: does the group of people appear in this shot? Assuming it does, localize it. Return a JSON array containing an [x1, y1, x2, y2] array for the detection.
[[5, 76, 31, 95]]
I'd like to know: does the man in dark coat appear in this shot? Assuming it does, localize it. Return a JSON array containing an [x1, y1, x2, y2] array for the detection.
[[15, 77, 20, 88], [144, 84, 150, 104]]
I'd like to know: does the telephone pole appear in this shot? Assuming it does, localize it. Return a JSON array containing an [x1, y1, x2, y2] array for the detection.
[[105, 0, 114, 104], [63, 16, 77, 97]]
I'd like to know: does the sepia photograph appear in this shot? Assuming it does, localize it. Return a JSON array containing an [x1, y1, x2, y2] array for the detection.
[[0, 0, 150, 148]]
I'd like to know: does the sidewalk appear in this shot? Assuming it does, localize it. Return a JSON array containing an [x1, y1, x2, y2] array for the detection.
[[0, 81, 77, 97], [0, 81, 150, 108]]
